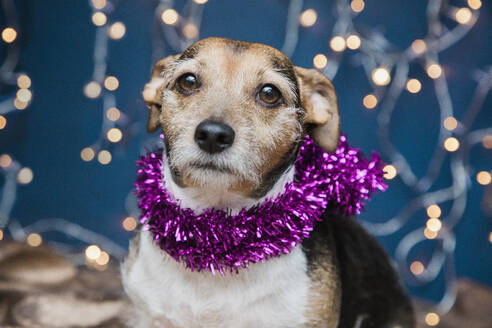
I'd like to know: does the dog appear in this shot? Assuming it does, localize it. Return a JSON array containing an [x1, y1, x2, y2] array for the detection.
[[122, 37, 415, 328]]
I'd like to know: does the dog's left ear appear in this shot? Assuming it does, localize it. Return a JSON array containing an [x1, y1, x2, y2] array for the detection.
[[295, 66, 340, 152], [142, 54, 179, 133]]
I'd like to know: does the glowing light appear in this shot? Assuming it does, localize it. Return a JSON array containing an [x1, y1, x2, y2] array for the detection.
[[84, 81, 102, 99], [123, 216, 138, 231], [1, 27, 17, 43], [161, 9, 179, 25], [313, 54, 327, 69], [91, 0, 106, 9], [482, 135, 492, 149], [104, 76, 119, 91], [411, 39, 427, 55], [426, 218, 442, 232], [92, 12, 107, 26], [424, 228, 438, 239], [476, 171, 491, 185], [183, 24, 199, 39], [108, 22, 126, 40], [106, 107, 120, 121], [350, 0, 365, 13], [97, 150, 112, 165], [425, 312, 440, 326], [371, 67, 391, 86], [107, 128, 123, 143], [330, 36, 346, 52], [346, 34, 361, 50], [406, 79, 421, 93], [16, 88, 32, 102], [14, 98, 28, 110], [299, 9, 317, 27], [468, 0, 482, 10], [383, 164, 397, 180], [443, 117, 458, 131], [363, 94, 378, 109], [17, 167, 33, 184], [17, 75, 31, 89], [444, 137, 459, 152], [0, 115, 6, 130], [427, 63, 442, 79], [410, 261, 424, 275], [427, 204, 441, 218], [27, 233, 42, 247], [96, 251, 110, 265], [0, 154, 12, 168], [489, 232, 492, 243], [0, 229, 3, 241], [193, 0, 208, 4], [85, 245, 101, 260], [455, 7, 472, 24], [80, 147, 95, 162]]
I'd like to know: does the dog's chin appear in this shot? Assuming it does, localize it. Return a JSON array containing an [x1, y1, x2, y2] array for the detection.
[[180, 164, 251, 191]]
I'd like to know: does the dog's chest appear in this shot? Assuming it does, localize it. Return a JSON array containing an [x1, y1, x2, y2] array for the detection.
[[122, 231, 311, 328]]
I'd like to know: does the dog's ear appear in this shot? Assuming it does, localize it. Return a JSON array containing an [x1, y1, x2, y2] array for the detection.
[[142, 54, 179, 133], [295, 66, 340, 152]]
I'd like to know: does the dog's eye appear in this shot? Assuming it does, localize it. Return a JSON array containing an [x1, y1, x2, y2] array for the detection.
[[258, 84, 282, 106], [176, 73, 199, 93]]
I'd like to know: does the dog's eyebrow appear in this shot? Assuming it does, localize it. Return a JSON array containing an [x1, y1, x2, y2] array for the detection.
[[269, 57, 300, 107]]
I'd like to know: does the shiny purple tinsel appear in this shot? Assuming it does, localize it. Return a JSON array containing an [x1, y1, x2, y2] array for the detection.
[[135, 135, 387, 274]]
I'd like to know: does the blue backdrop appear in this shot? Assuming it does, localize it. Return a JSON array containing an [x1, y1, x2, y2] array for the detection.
[[1, 0, 491, 303]]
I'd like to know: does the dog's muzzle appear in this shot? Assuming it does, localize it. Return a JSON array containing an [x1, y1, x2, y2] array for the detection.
[[194, 120, 235, 154]]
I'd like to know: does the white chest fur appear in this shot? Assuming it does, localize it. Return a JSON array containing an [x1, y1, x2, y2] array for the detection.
[[122, 231, 310, 328]]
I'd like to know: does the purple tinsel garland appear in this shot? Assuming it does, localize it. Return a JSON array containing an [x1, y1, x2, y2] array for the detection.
[[135, 135, 387, 274]]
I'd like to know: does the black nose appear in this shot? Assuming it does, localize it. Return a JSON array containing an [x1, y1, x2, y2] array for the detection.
[[194, 120, 235, 154]]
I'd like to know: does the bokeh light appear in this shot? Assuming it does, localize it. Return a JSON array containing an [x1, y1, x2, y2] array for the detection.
[[299, 9, 317, 27], [363, 94, 378, 109]]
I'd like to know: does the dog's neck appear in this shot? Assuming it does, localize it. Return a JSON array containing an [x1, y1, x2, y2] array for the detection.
[[162, 156, 295, 214]]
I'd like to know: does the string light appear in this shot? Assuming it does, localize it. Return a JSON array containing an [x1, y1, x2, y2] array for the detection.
[[84, 81, 102, 98], [426, 63, 442, 79], [383, 164, 397, 180], [455, 8, 472, 25], [424, 228, 438, 239], [350, 0, 365, 13], [26, 233, 42, 247], [122, 216, 137, 231], [313, 54, 327, 69], [85, 245, 101, 260], [443, 117, 458, 131], [161, 9, 179, 25], [444, 137, 460, 152], [411, 39, 427, 55], [108, 22, 126, 40], [96, 251, 110, 265], [426, 218, 442, 232], [17, 167, 33, 184], [80, 147, 95, 162], [104, 76, 119, 91], [107, 128, 123, 143], [363, 94, 378, 109], [482, 135, 492, 149], [91, 0, 106, 9], [14, 98, 28, 110], [193, 0, 208, 4], [17, 75, 31, 89], [406, 78, 421, 93], [476, 171, 491, 185], [346, 34, 361, 50], [16, 88, 32, 102], [299, 9, 317, 27], [97, 150, 112, 165], [182, 23, 199, 39], [0, 154, 12, 168], [467, 0, 482, 10], [410, 261, 424, 275], [427, 204, 442, 218], [1, 27, 17, 43], [489, 232, 492, 244], [106, 107, 120, 121], [0, 229, 3, 241], [330, 36, 346, 52], [371, 67, 391, 86], [0, 115, 6, 130], [425, 312, 440, 326], [91, 12, 107, 26]]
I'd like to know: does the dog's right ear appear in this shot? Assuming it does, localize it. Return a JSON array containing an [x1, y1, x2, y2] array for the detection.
[[142, 54, 179, 133]]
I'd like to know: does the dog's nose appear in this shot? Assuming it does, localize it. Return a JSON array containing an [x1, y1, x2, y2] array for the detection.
[[194, 120, 235, 154]]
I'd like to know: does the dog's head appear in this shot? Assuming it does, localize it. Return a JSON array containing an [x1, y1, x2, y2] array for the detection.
[[143, 37, 339, 198]]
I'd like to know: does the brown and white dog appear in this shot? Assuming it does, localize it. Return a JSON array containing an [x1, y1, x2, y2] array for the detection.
[[122, 37, 415, 328]]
